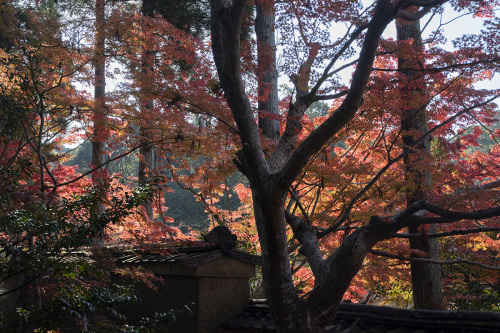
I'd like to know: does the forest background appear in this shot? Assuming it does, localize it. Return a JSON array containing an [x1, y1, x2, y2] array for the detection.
[[0, 0, 499, 332]]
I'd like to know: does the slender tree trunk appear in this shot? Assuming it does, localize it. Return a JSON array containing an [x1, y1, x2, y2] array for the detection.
[[255, 0, 280, 140], [138, 0, 155, 219], [92, 0, 106, 175], [92, 0, 107, 242], [397, 19, 444, 310], [138, 120, 154, 219]]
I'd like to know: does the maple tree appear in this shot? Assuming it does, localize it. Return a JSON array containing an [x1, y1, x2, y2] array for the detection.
[[209, 0, 500, 331], [2, 0, 500, 331]]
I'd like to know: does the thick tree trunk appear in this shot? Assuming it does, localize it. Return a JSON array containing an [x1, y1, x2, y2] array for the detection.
[[397, 19, 444, 310], [252, 188, 303, 331], [92, 0, 107, 242], [255, 1, 280, 140]]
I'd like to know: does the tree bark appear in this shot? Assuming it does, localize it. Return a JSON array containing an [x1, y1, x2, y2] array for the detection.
[[92, 0, 107, 243], [252, 187, 303, 331], [397, 18, 444, 310], [92, 0, 106, 176], [138, 122, 154, 219], [92, 0, 106, 177], [255, 0, 280, 140], [138, 0, 155, 220]]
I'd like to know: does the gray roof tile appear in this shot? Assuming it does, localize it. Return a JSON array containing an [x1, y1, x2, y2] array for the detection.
[[222, 300, 500, 333]]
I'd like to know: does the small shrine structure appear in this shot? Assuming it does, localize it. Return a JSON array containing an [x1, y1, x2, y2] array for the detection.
[[113, 226, 260, 333]]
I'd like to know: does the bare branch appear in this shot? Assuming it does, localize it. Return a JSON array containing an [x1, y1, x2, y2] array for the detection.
[[393, 227, 500, 239], [373, 57, 500, 73], [314, 90, 349, 101], [391, 200, 500, 229], [369, 249, 500, 271], [448, 179, 500, 199], [309, 24, 369, 97], [287, 189, 313, 226], [52, 138, 172, 189], [397, 0, 448, 7], [285, 211, 326, 281]]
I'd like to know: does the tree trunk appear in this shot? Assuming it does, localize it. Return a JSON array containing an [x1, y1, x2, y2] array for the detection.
[[138, 124, 154, 219], [92, 0, 107, 242], [92, 0, 106, 176], [252, 187, 303, 331], [138, 0, 155, 220], [255, 1, 280, 140], [397, 19, 444, 310]]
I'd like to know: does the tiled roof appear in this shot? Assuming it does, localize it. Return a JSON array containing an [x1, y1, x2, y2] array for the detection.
[[223, 300, 500, 333], [224, 300, 275, 331], [54, 227, 260, 274], [113, 247, 261, 268], [113, 226, 261, 268]]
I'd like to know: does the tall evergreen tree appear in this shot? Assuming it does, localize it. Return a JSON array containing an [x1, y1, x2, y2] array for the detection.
[[136, 0, 211, 220], [397, 18, 444, 310], [91, 0, 108, 242], [256, 0, 280, 140]]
